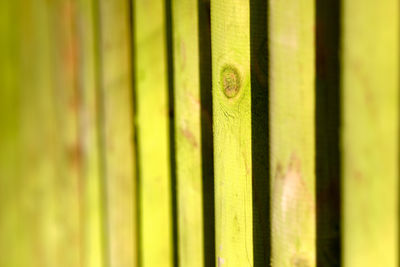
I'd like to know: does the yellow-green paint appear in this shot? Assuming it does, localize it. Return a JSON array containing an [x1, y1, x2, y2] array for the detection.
[[269, 0, 315, 265], [47, 1, 82, 265], [133, 0, 173, 266], [342, 0, 399, 265], [211, 0, 253, 266], [76, 0, 106, 266], [172, 0, 204, 266], [0, 0, 23, 266], [97, 0, 137, 266]]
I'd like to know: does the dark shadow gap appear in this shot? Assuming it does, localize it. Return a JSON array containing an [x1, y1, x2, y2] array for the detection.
[[165, 0, 179, 266], [315, 0, 342, 265], [127, 0, 141, 266], [198, 0, 215, 266], [249, 0, 270, 266]]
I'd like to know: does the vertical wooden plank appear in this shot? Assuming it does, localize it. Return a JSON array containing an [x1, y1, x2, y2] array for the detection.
[[132, 0, 173, 266], [76, 0, 106, 266], [97, 0, 137, 266], [18, 0, 63, 266], [172, 0, 204, 266], [269, 0, 315, 265], [210, 0, 253, 266], [47, 1, 83, 265], [342, 0, 399, 265], [0, 1, 23, 266]]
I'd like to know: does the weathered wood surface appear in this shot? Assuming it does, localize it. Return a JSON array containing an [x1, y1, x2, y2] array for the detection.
[[342, 0, 399, 266], [133, 0, 173, 266], [97, 0, 137, 265], [211, 0, 253, 266], [48, 1, 82, 265], [269, 0, 316, 266], [171, 0, 204, 266], [76, 0, 106, 266]]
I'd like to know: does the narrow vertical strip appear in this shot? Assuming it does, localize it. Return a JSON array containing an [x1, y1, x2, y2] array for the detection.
[[171, 0, 213, 265], [47, 0, 83, 265], [316, 0, 341, 265], [269, 0, 316, 265], [165, 0, 179, 265], [342, 0, 399, 265], [210, 0, 253, 266], [132, 0, 173, 266], [198, 0, 215, 266], [76, 0, 107, 265], [249, 0, 270, 265], [97, 0, 137, 265]]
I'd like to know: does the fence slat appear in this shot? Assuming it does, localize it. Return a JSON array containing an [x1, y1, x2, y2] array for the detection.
[[97, 0, 137, 265], [0, 1, 24, 266], [76, 0, 106, 266], [133, 0, 173, 266], [48, 1, 83, 265], [211, 0, 253, 266], [269, 0, 316, 265], [172, 0, 204, 266], [342, 0, 399, 265]]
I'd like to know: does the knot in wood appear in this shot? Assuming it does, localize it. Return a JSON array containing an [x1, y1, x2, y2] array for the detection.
[[220, 65, 240, 98]]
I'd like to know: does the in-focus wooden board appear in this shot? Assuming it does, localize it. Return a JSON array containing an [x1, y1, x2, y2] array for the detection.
[[97, 0, 137, 265], [76, 0, 106, 266], [342, 0, 399, 265], [269, 0, 315, 265], [210, 0, 253, 266], [172, 0, 203, 266], [132, 0, 173, 266]]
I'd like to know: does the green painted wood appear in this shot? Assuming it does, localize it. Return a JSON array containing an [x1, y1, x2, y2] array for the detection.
[[47, 1, 83, 265], [132, 0, 173, 266], [76, 0, 106, 266], [210, 0, 253, 266], [0, 1, 24, 266], [14, 0, 75, 266], [269, 0, 316, 265], [97, 0, 137, 266], [172, 0, 204, 266], [342, 0, 399, 266]]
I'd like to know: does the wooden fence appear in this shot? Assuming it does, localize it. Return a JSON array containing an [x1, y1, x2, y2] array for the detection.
[[0, 0, 398, 266]]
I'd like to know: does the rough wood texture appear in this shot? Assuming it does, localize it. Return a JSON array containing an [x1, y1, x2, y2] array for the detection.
[[97, 0, 137, 266], [211, 0, 253, 266], [342, 0, 399, 265], [132, 0, 173, 266], [172, 0, 204, 266], [76, 0, 106, 266], [269, 0, 315, 265]]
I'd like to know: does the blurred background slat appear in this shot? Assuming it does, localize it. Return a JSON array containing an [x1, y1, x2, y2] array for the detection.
[[76, 0, 106, 266], [97, 0, 137, 266], [342, 0, 399, 266], [171, 0, 204, 266], [269, 0, 316, 265]]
